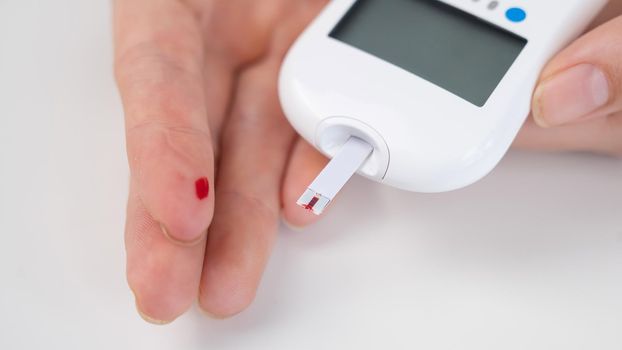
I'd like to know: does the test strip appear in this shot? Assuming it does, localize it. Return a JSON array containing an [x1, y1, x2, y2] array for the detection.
[[297, 137, 373, 215]]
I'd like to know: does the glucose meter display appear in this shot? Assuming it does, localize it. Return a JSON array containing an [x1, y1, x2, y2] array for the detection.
[[330, 0, 527, 106]]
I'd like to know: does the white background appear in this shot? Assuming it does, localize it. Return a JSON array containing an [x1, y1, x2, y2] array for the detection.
[[0, 1, 621, 349]]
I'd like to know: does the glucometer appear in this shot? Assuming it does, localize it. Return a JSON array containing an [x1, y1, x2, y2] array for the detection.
[[279, 0, 608, 215]]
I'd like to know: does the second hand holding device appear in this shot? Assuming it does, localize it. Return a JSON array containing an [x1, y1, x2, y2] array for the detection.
[[279, 0, 608, 214]]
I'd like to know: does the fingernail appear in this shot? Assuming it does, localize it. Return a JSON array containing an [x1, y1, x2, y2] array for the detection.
[[160, 223, 206, 247], [137, 307, 173, 325], [281, 218, 305, 232], [533, 64, 609, 127]]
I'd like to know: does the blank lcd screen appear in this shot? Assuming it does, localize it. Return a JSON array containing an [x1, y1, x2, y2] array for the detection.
[[329, 0, 527, 106]]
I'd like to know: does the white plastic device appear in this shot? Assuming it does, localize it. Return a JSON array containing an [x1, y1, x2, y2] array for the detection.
[[279, 0, 607, 195]]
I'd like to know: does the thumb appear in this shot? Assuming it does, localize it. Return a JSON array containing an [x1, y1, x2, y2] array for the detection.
[[532, 16, 622, 127]]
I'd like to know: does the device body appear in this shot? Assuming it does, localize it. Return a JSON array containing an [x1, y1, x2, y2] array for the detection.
[[279, 0, 607, 193]]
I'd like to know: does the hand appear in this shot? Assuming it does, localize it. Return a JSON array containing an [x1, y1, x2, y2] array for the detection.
[[515, 0, 622, 155], [114, 0, 329, 323], [115, 0, 622, 325]]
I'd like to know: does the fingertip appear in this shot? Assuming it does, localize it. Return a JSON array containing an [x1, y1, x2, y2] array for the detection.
[[132, 126, 215, 244], [197, 298, 243, 320], [197, 192, 279, 320], [281, 216, 306, 232], [135, 297, 175, 325], [130, 285, 179, 325], [532, 64, 611, 128], [281, 194, 321, 229], [198, 270, 257, 319], [128, 276, 190, 324], [281, 139, 329, 228], [281, 173, 312, 228], [126, 221, 203, 325]]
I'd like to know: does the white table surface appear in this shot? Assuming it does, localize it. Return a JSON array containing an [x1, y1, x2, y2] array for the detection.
[[1, 1, 621, 349]]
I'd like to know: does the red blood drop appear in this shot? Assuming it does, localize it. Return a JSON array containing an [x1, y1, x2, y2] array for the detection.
[[195, 177, 210, 200], [304, 196, 320, 211]]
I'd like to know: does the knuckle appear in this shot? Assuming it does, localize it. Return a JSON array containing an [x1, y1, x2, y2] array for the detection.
[[228, 92, 290, 135], [218, 190, 280, 224], [127, 120, 208, 139], [116, 49, 206, 131], [114, 41, 200, 89], [115, 45, 182, 87], [127, 121, 211, 158], [202, 2, 283, 63]]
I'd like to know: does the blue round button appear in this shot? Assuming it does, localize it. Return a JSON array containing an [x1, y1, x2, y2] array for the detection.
[[506, 7, 527, 23]]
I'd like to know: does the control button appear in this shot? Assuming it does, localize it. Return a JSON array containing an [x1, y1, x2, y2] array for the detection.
[[506, 7, 527, 22]]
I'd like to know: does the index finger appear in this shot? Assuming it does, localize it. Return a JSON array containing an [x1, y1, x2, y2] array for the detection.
[[115, 0, 217, 243], [113, 0, 226, 322]]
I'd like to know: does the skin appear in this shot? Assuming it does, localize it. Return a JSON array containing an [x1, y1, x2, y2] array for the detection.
[[114, 0, 622, 323]]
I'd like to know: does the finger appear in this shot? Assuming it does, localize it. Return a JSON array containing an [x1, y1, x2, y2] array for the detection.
[[125, 179, 206, 324], [198, 47, 295, 319], [590, 0, 622, 29], [198, 0, 294, 146], [115, 0, 217, 244], [532, 16, 622, 127], [200, 0, 293, 64], [198, 2, 327, 317], [514, 114, 622, 156], [281, 139, 329, 228], [114, 0, 222, 323]]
